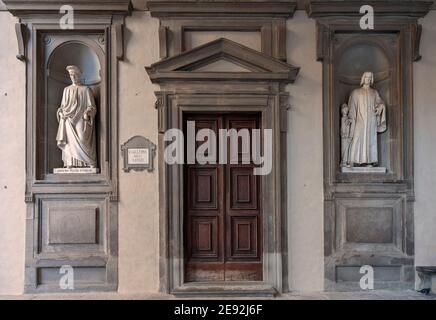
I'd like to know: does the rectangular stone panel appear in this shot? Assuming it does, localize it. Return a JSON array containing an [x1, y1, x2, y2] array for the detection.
[[335, 197, 403, 252], [345, 207, 394, 244], [38, 196, 107, 255], [336, 266, 401, 282], [49, 207, 98, 245], [37, 267, 106, 285]]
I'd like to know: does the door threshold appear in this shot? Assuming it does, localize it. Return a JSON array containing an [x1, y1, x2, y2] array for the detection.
[[171, 282, 278, 297]]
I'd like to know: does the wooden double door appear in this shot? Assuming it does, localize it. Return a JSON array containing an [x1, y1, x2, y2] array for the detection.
[[184, 113, 262, 282]]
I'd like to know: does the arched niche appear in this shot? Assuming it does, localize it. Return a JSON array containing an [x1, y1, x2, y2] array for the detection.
[[38, 37, 106, 177], [335, 37, 397, 173]]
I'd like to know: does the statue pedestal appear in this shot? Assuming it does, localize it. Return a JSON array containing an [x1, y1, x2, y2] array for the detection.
[[53, 167, 99, 174], [341, 166, 386, 174]]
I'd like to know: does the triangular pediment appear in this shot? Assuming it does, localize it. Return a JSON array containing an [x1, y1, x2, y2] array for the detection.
[[146, 38, 299, 83], [190, 58, 253, 73]]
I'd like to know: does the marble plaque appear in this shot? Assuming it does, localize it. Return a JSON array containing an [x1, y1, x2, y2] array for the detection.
[[127, 148, 149, 165], [341, 166, 387, 174], [53, 167, 99, 174], [121, 135, 156, 172]]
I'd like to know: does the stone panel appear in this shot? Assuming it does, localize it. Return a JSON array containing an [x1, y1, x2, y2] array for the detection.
[[345, 208, 393, 244], [48, 207, 98, 245]]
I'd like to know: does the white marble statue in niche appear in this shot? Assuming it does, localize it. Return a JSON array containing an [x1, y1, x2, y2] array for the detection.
[[55, 65, 98, 173], [341, 71, 387, 173]]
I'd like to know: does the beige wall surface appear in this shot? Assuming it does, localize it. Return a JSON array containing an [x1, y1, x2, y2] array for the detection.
[[286, 11, 324, 291], [0, 12, 25, 295], [414, 10, 436, 267], [0, 8, 436, 295], [118, 11, 160, 293]]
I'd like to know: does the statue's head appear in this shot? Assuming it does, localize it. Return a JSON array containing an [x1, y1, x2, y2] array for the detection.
[[341, 103, 349, 115], [360, 71, 374, 87], [66, 65, 82, 85]]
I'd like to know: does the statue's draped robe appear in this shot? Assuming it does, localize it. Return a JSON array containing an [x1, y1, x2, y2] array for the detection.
[[56, 84, 97, 167], [348, 87, 386, 165], [341, 114, 352, 165]]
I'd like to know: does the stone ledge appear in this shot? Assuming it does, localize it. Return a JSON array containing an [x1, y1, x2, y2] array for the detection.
[[0, 289, 435, 300]]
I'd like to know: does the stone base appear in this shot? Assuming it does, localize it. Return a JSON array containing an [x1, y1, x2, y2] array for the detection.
[[341, 166, 387, 173], [53, 167, 99, 174]]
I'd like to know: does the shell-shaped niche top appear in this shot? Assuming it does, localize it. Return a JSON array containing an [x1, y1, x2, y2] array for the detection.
[[337, 39, 391, 86], [48, 41, 101, 86]]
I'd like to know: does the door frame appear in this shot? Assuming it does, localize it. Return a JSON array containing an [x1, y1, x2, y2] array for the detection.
[[156, 88, 289, 296]]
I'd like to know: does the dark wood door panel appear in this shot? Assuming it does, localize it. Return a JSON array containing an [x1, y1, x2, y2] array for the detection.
[[227, 216, 260, 260], [227, 165, 259, 212], [187, 166, 220, 212], [188, 216, 220, 259], [184, 113, 262, 282]]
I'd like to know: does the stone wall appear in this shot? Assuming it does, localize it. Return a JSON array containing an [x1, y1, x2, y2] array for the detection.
[[0, 8, 435, 294]]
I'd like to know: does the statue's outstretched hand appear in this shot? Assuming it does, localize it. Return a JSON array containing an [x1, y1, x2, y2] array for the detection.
[[56, 108, 65, 122]]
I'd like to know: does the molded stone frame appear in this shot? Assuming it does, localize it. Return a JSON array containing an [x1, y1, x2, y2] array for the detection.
[[4, 0, 132, 292], [147, 33, 299, 295], [146, 0, 296, 61], [307, 1, 433, 290]]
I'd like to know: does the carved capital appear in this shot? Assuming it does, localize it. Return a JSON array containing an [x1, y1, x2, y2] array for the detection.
[[115, 22, 125, 61], [412, 23, 423, 62], [155, 92, 168, 134], [316, 22, 330, 62], [15, 23, 26, 61]]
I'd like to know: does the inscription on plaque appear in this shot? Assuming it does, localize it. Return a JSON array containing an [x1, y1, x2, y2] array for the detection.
[[128, 148, 149, 165], [121, 136, 156, 172]]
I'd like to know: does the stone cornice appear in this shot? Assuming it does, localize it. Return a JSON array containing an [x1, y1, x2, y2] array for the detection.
[[3, 0, 132, 16], [146, 0, 297, 18], [307, 1, 433, 18]]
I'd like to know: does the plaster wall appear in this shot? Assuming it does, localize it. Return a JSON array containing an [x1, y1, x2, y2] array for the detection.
[[0, 12, 26, 295], [414, 10, 436, 267], [286, 11, 324, 291], [117, 11, 160, 293]]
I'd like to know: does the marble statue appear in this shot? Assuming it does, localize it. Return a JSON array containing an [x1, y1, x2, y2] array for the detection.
[[341, 71, 387, 168], [56, 65, 97, 169], [340, 103, 352, 167]]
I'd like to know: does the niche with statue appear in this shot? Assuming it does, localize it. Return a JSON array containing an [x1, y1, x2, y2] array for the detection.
[[37, 35, 106, 179], [333, 35, 400, 182], [309, 0, 431, 290]]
